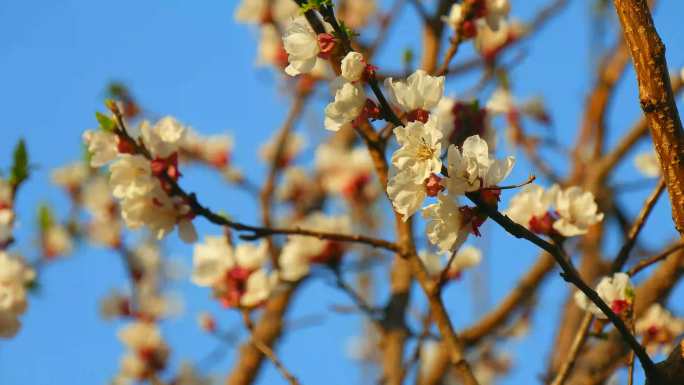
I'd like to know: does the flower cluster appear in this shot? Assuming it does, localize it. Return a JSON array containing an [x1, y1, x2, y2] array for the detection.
[[506, 184, 604, 237], [181, 128, 234, 170], [574, 273, 634, 320], [83, 116, 198, 243], [324, 51, 374, 131], [634, 150, 660, 177], [82, 175, 123, 248], [282, 16, 335, 77], [635, 303, 684, 354], [444, 0, 511, 38], [279, 213, 352, 281], [315, 143, 377, 202], [474, 19, 526, 61], [383, 70, 515, 254], [419, 245, 483, 281], [116, 321, 170, 382], [0, 251, 35, 338], [192, 236, 273, 308]]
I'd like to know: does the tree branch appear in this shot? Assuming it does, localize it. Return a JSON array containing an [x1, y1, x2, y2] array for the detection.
[[612, 0, 684, 234]]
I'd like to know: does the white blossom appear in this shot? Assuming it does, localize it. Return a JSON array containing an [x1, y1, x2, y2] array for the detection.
[[192, 236, 271, 307], [0, 252, 35, 338], [340, 51, 365, 82], [259, 133, 305, 165], [276, 167, 321, 205], [635, 304, 684, 353], [484, 0, 511, 31], [443, 135, 514, 195], [279, 213, 351, 281], [83, 129, 118, 167], [315, 144, 375, 198], [339, 0, 376, 29], [283, 17, 321, 76], [505, 184, 557, 229], [51, 162, 89, 191], [117, 321, 169, 380], [553, 186, 604, 237], [174, 362, 213, 385], [387, 168, 427, 221], [486, 87, 515, 115], [43, 224, 74, 257], [391, 116, 443, 182], [234, 0, 298, 25], [120, 186, 197, 243], [418, 246, 482, 278], [443, 4, 464, 30], [182, 128, 234, 168], [634, 151, 660, 177], [109, 155, 155, 199], [475, 20, 526, 57], [141, 117, 186, 159], [422, 195, 469, 253], [385, 70, 445, 113], [574, 273, 634, 319], [324, 80, 367, 131], [83, 176, 115, 218], [257, 24, 286, 68]]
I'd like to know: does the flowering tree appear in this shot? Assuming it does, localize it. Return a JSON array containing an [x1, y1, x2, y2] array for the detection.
[[3, 1, 684, 385]]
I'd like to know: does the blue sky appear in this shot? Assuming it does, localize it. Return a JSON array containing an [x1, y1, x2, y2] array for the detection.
[[1, 1, 683, 384]]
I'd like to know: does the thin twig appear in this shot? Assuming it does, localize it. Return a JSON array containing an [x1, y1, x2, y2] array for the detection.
[[628, 241, 684, 277], [241, 310, 301, 385], [549, 313, 593, 385], [610, 178, 666, 271], [259, 94, 308, 266]]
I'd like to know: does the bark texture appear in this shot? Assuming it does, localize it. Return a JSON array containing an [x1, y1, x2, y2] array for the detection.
[[613, 0, 684, 234]]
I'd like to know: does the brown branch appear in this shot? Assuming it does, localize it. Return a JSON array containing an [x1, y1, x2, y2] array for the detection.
[[419, 252, 556, 385], [550, 178, 665, 384], [227, 284, 299, 385], [592, 74, 683, 185], [610, 178, 666, 271], [549, 312, 593, 385], [241, 310, 301, 385], [259, 94, 307, 266], [612, 0, 684, 234], [466, 192, 658, 380], [564, 248, 684, 385], [628, 241, 684, 277]]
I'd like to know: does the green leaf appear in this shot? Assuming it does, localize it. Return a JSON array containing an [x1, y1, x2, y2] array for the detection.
[[402, 48, 414, 66], [95, 111, 115, 132], [337, 21, 358, 40], [300, 0, 332, 12], [9, 139, 29, 187], [37, 204, 54, 232]]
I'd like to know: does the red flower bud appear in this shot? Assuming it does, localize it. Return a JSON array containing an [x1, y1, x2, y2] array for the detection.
[[424, 174, 444, 197], [406, 108, 430, 123], [317, 33, 336, 59], [116, 137, 136, 154]]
